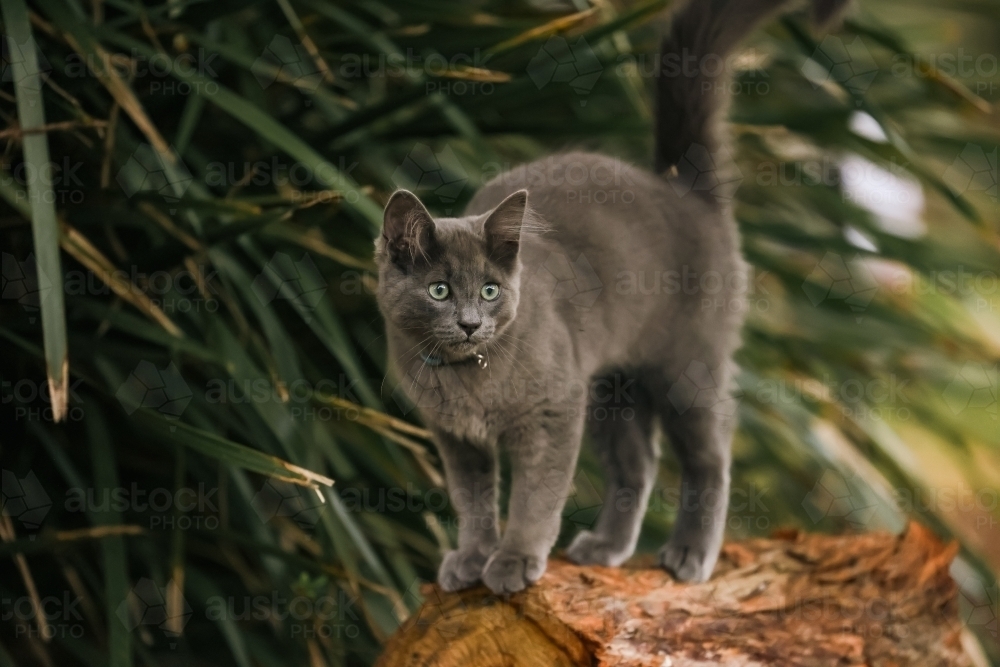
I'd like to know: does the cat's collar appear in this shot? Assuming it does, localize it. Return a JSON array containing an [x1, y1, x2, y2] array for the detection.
[[420, 351, 488, 369]]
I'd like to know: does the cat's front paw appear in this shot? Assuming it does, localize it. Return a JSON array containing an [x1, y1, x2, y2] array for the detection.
[[481, 550, 546, 594], [438, 546, 495, 592], [659, 542, 716, 583], [565, 530, 631, 567]]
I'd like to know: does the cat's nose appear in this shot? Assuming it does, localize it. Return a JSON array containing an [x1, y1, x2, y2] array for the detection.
[[458, 321, 480, 337]]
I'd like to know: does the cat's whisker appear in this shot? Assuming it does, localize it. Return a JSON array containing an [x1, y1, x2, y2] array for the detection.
[[397, 334, 435, 362], [381, 334, 434, 397], [409, 340, 442, 395], [484, 339, 494, 400], [408, 343, 433, 394], [496, 331, 541, 356], [487, 340, 526, 400], [497, 338, 540, 387], [487, 335, 538, 390]]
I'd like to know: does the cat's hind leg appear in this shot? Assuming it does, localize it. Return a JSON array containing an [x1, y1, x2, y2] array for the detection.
[[655, 378, 735, 583], [566, 375, 657, 567]]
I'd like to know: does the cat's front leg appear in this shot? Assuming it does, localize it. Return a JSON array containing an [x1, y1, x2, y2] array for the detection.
[[435, 433, 501, 592], [481, 411, 585, 594]]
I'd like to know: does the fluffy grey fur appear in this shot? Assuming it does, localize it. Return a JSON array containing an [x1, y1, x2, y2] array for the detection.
[[375, 0, 846, 594]]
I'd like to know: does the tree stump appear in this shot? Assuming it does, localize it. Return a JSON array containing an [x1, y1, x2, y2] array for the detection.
[[378, 522, 979, 667]]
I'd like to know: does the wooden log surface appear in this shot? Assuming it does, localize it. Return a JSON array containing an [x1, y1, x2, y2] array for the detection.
[[378, 522, 979, 667]]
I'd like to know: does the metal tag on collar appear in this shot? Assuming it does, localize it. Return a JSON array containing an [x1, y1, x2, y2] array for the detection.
[[475, 353, 487, 369]]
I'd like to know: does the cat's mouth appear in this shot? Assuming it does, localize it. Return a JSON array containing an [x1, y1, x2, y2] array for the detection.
[[444, 336, 488, 355]]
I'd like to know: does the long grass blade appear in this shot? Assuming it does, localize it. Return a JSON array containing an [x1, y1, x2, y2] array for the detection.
[[86, 404, 133, 667], [1, 0, 69, 420], [134, 410, 335, 489]]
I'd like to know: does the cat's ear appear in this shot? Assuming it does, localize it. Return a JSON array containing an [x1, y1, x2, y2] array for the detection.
[[483, 189, 527, 269], [381, 190, 437, 268]]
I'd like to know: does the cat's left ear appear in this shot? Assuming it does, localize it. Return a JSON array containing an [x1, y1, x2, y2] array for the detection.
[[483, 189, 527, 269]]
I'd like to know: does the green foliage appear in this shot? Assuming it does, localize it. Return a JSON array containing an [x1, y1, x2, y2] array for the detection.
[[1, 0, 998, 665]]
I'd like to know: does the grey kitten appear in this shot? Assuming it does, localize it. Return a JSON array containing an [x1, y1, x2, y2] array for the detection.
[[375, 0, 847, 594]]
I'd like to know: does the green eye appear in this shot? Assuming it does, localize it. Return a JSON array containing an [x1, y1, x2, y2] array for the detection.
[[428, 282, 450, 300], [481, 283, 500, 301]]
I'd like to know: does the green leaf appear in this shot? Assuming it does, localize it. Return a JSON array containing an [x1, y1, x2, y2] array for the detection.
[[1, 0, 69, 420], [86, 403, 132, 667], [133, 409, 335, 489]]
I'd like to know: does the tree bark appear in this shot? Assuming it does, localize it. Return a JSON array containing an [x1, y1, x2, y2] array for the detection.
[[378, 522, 980, 667]]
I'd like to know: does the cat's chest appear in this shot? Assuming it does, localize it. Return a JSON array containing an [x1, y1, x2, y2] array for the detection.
[[396, 362, 497, 443]]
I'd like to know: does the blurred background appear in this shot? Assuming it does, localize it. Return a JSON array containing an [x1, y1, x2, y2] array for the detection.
[[1, 0, 998, 665]]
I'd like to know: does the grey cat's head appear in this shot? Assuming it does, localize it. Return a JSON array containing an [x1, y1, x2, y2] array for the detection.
[[375, 189, 528, 358]]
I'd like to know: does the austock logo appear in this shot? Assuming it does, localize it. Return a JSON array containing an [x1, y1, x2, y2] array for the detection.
[[4, 253, 219, 318], [667, 360, 742, 417], [1, 470, 52, 532], [667, 143, 743, 203], [957, 574, 999, 639], [390, 357, 473, 425], [561, 469, 603, 529], [4, 377, 87, 423], [801, 469, 878, 529], [527, 468, 604, 528], [402, 573, 523, 634], [252, 252, 328, 320], [204, 588, 360, 639], [116, 578, 191, 648], [524, 251, 603, 328], [1, 35, 52, 97], [1, 252, 52, 323], [251, 479, 325, 530], [117, 144, 193, 211], [252, 34, 323, 93], [2, 591, 85, 640], [802, 35, 878, 100], [521, 468, 605, 530], [115, 360, 193, 419], [802, 252, 878, 317], [943, 362, 998, 419], [943, 144, 998, 203], [392, 143, 469, 213], [527, 35, 602, 105]]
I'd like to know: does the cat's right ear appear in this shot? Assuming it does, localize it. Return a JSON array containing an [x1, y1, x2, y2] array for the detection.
[[381, 190, 437, 268], [483, 189, 527, 270]]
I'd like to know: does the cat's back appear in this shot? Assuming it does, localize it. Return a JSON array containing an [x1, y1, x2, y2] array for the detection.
[[467, 151, 667, 222], [465, 151, 736, 273]]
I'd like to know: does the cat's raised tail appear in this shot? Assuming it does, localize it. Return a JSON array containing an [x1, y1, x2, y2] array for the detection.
[[654, 0, 850, 174]]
